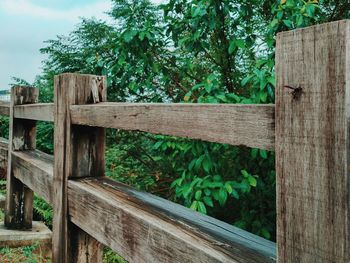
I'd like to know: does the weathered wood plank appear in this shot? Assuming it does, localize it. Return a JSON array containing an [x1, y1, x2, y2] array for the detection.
[[0, 138, 8, 179], [5, 86, 38, 230], [53, 73, 106, 263], [0, 101, 9, 116], [7, 147, 276, 263], [276, 20, 350, 262], [70, 103, 275, 150], [69, 223, 104, 263], [0, 137, 8, 148], [12, 150, 53, 204], [69, 177, 276, 263], [14, 103, 54, 122]]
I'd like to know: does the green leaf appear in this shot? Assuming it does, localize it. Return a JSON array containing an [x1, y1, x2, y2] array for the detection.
[[203, 181, 223, 188], [231, 189, 239, 199], [190, 200, 198, 210], [195, 155, 205, 171], [204, 188, 211, 196], [171, 177, 183, 188], [270, 19, 279, 28], [153, 141, 162, 150], [139, 31, 147, 41], [188, 159, 197, 171], [195, 190, 202, 200], [213, 175, 222, 182], [97, 60, 104, 67], [259, 91, 268, 102], [204, 84, 212, 93], [235, 39, 245, 49], [305, 4, 316, 17], [228, 41, 236, 54], [241, 75, 253, 86], [224, 182, 233, 194], [192, 6, 206, 17], [251, 148, 258, 159], [183, 185, 192, 199], [267, 76, 275, 86], [296, 15, 304, 27], [259, 150, 268, 159], [203, 196, 214, 207], [283, 19, 293, 28], [248, 176, 257, 187], [241, 170, 249, 178], [123, 30, 138, 42], [240, 180, 251, 193], [202, 156, 211, 173], [197, 201, 207, 214], [226, 93, 241, 102], [276, 11, 284, 20], [218, 188, 228, 206], [260, 80, 268, 91], [261, 228, 271, 240], [216, 94, 227, 102]]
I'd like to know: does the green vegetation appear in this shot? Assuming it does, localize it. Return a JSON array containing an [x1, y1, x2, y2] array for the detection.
[[0, 243, 51, 263], [0, 0, 349, 261]]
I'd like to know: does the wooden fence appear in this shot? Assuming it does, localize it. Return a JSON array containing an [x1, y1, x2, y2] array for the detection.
[[0, 20, 349, 262]]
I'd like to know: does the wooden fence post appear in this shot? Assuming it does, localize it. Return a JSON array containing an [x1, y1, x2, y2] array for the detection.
[[276, 20, 350, 262], [53, 73, 106, 263], [5, 86, 38, 229]]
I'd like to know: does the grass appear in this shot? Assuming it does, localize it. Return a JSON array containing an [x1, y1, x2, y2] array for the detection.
[[0, 243, 51, 263], [0, 180, 52, 263]]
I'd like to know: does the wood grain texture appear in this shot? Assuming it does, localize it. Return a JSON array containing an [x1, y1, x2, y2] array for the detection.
[[0, 138, 8, 179], [276, 20, 350, 262], [12, 150, 53, 204], [14, 103, 54, 122], [70, 103, 275, 150], [0, 145, 276, 263], [5, 86, 38, 230], [0, 101, 9, 116], [53, 73, 106, 263], [69, 223, 104, 263], [69, 177, 276, 263]]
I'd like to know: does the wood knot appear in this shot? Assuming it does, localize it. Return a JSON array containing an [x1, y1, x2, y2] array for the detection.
[[284, 85, 303, 100]]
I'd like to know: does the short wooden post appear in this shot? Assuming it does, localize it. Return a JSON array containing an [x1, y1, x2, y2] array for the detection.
[[5, 86, 38, 229], [276, 20, 350, 262], [53, 73, 106, 263]]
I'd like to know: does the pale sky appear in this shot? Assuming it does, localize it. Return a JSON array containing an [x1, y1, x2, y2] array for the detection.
[[0, 0, 164, 90]]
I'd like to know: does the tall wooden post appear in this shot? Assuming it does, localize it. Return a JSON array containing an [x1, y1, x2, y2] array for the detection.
[[5, 86, 38, 229], [53, 73, 106, 263], [276, 20, 350, 262]]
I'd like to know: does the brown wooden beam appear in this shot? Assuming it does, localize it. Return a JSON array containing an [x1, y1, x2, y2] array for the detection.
[[0, 101, 10, 116], [53, 73, 106, 263], [70, 103, 275, 150], [14, 103, 54, 122], [276, 20, 350, 262], [5, 86, 37, 230]]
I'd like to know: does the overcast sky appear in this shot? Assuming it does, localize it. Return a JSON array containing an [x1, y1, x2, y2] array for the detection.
[[0, 0, 164, 90]]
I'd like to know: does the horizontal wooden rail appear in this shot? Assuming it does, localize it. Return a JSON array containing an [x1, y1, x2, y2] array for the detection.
[[71, 103, 275, 150], [3, 102, 275, 151], [0, 101, 9, 116], [0, 102, 54, 122], [14, 103, 54, 122], [0, 138, 8, 172], [0, 143, 276, 262], [12, 150, 54, 203]]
